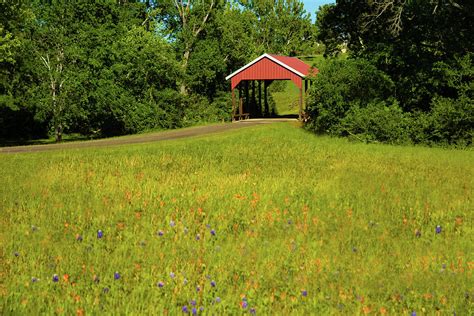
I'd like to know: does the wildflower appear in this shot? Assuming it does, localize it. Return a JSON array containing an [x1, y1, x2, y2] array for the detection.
[[53, 274, 59, 282], [31, 277, 38, 283], [103, 287, 110, 293], [436, 225, 442, 234], [158, 281, 164, 288], [14, 252, 19, 257], [415, 229, 421, 237], [170, 220, 176, 227], [210, 280, 216, 287], [192, 308, 197, 315], [196, 285, 201, 292], [114, 272, 120, 280], [250, 308, 256, 314], [190, 299, 197, 306], [411, 312, 416, 316], [76, 234, 83, 242], [210, 229, 216, 236], [196, 234, 200, 241], [215, 297, 221, 303], [63, 274, 69, 282], [199, 307, 204, 312], [241, 300, 248, 309], [182, 305, 189, 313], [158, 230, 164, 237], [170, 272, 175, 279], [97, 230, 103, 239], [302, 290, 308, 297]]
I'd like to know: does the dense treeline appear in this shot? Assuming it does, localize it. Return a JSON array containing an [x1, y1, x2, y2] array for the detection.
[[1, 0, 316, 142], [306, 0, 473, 146]]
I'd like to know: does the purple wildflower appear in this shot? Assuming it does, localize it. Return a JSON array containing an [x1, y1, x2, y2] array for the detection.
[[31, 277, 38, 283], [76, 234, 83, 241], [215, 297, 221, 303], [158, 230, 164, 236], [411, 312, 416, 316], [241, 300, 248, 309], [199, 307, 204, 312], [114, 272, 120, 280], [52, 274, 59, 282], [192, 307, 197, 315], [170, 220, 176, 227], [210, 280, 216, 287], [196, 285, 201, 292], [103, 287, 110, 293], [97, 230, 103, 239], [157, 281, 164, 288], [170, 272, 175, 279], [302, 290, 308, 297], [190, 299, 197, 306], [210, 229, 216, 236], [195, 234, 200, 241], [250, 307, 256, 314], [436, 225, 442, 234], [182, 306, 189, 313], [14, 252, 19, 257]]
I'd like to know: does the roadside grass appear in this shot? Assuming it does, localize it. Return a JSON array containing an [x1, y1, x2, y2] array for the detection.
[[1, 123, 473, 314]]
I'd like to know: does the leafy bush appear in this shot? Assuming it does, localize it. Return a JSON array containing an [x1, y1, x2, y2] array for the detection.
[[427, 95, 474, 146], [337, 101, 413, 144], [305, 58, 394, 134], [182, 92, 232, 126]]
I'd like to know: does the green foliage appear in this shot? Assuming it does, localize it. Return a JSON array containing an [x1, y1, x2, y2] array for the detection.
[[306, 58, 394, 134], [428, 95, 474, 146], [311, 1, 473, 146], [1, 124, 473, 314], [337, 101, 413, 144]]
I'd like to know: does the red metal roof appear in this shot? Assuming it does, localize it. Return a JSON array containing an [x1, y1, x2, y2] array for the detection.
[[226, 54, 318, 90], [269, 54, 313, 77]]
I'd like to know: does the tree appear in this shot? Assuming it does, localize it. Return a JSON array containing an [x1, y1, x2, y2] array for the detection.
[[157, 0, 220, 94]]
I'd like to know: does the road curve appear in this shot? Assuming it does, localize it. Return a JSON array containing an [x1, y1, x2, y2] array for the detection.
[[0, 119, 297, 154]]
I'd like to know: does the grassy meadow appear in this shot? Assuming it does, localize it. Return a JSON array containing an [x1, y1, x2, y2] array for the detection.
[[1, 123, 473, 314]]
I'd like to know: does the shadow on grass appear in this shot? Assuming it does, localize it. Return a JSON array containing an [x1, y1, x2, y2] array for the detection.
[[0, 134, 91, 148]]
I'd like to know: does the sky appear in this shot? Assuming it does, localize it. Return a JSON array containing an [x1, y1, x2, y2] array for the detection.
[[302, 0, 335, 21]]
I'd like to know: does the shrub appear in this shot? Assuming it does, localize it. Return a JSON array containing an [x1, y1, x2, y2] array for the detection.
[[305, 58, 394, 134], [427, 95, 474, 147], [337, 101, 413, 144]]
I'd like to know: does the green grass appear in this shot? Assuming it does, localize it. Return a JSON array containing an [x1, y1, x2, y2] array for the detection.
[[271, 82, 300, 116], [1, 123, 473, 314]]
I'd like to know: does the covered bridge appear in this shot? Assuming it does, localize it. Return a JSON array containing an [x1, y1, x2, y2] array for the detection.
[[226, 53, 318, 121]]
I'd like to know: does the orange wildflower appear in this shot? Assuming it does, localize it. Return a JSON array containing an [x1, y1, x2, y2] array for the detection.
[[63, 274, 69, 282]]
